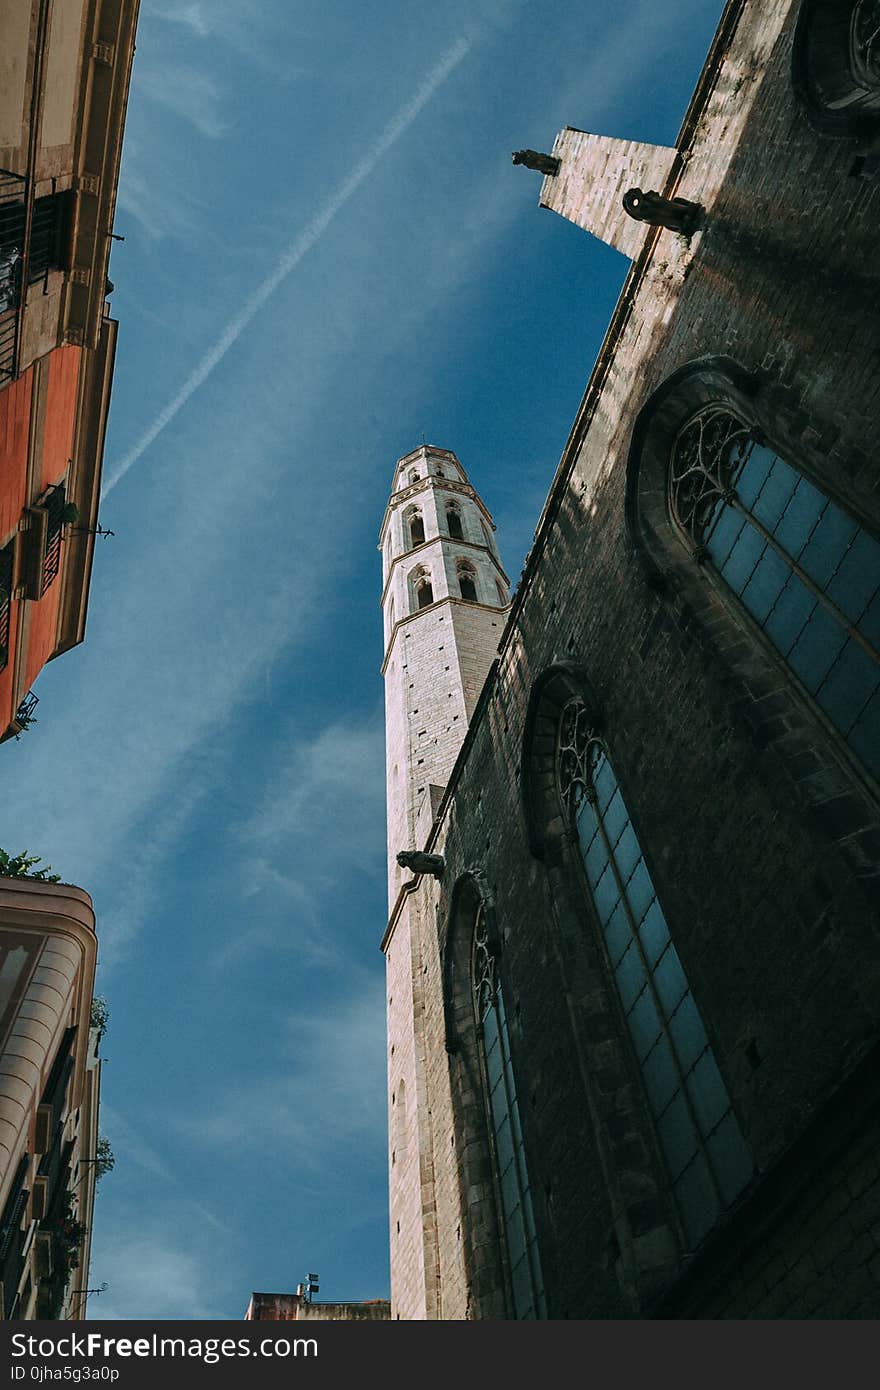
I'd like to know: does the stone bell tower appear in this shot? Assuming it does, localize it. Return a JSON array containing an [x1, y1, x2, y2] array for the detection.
[[379, 445, 509, 1320], [379, 445, 510, 908]]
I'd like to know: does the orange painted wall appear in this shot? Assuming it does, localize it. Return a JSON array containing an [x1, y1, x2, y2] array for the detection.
[[40, 345, 81, 491], [0, 370, 34, 542], [24, 574, 62, 692], [0, 372, 32, 729], [0, 601, 20, 729]]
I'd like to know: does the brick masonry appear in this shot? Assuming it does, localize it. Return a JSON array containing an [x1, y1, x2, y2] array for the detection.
[[382, 0, 880, 1319]]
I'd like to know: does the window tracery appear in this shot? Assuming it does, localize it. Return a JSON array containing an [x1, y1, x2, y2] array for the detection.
[[471, 904, 545, 1318], [457, 561, 478, 602], [670, 408, 880, 781], [557, 699, 752, 1247], [412, 565, 434, 610], [404, 506, 425, 549], [446, 504, 464, 540], [792, 0, 880, 134]]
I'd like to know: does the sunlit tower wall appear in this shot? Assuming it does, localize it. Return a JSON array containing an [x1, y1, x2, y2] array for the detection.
[[379, 446, 510, 910], [379, 445, 509, 1318]]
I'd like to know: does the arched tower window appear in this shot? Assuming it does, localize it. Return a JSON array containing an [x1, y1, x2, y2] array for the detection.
[[409, 468, 419, 486], [393, 1077, 408, 1161], [446, 504, 463, 540], [405, 508, 425, 549], [472, 904, 546, 1318], [557, 698, 752, 1248], [496, 579, 507, 606], [792, 0, 880, 136], [413, 567, 433, 610], [457, 561, 478, 603], [670, 408, 880, 781]]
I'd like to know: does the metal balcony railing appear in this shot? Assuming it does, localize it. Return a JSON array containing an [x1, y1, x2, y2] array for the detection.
[[0, 541, 13, 672], [14, 690, 39, 734], [41, 484, 67, 595], [0, 170, 25, 382]]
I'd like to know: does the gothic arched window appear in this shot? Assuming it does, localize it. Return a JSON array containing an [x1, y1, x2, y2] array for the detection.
[[413, 568, 433, 610], [792, 0, 880, 136], [409, 468, 419, 485], [457, 562, 477, 603], [557, 699, 752, 1248], [496, 579, 507, 606], [406, 509, 425, 549], [472, 904, 546, 1318], [446, 505, 463, 540], [671, 408, 880, 782]]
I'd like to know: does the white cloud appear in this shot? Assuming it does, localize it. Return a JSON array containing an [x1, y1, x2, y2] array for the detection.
[[134, 62, 229, 139], [172, 981, 386, 1167], [103, 31, 475, 497], [92, 1234, 220, 1320], [238, 716, 386, 866], [98, 1104, 177, 1185]]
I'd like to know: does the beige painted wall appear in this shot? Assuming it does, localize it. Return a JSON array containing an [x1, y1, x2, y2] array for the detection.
[[0, 1, 32, 153], [41, 0, 88, 151]]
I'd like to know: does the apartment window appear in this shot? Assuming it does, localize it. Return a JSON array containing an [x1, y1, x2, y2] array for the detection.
[[40, 485, 68, 596], [0, 186, 71, 304]]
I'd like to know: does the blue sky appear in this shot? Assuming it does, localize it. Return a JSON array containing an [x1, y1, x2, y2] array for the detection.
[[4, 0, 723, 1319]]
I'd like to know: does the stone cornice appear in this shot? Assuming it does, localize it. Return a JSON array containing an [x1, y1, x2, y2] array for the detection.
[[380, 593, 510, 676], [378, 478, 496, 546], [379, 533, 509, 608]]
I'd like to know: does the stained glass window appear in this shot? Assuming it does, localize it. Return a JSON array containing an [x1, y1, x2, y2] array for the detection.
[[670, 408, 880, 781], [472, 907, 546, 1318], [558, 701, 752, 1248]]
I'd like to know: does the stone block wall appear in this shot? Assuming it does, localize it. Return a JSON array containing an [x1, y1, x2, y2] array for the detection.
[[386, 0, 880, 1318]]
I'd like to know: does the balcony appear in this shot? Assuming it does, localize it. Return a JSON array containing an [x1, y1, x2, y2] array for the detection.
[[0, 170, 25, 382], [0, 541, 13, 672], [4, 690, 39, 743], [0, 172, 73, 382]]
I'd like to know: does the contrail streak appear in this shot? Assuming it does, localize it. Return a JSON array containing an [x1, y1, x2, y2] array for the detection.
[[102, 34, 472, 498]]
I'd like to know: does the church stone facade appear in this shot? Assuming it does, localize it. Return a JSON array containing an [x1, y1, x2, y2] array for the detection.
[[380, 0, 880, 1319]]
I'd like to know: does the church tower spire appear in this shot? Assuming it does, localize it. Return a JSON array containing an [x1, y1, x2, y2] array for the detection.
[[379, 444, 509, 909]]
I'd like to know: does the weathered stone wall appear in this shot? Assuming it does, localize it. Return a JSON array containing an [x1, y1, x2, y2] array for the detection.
[[246, 1292, 391, 1321], [382, 450, 507, 1317], [388, 0, 880, 1318]]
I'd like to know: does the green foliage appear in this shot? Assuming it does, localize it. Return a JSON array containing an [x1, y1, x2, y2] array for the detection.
[[0, 849, 60, 881], [95, 1135, 115, 1182], [90, 995, 110, 1040], [60, 503, 80, 525], [49, 1193, 87, 1270]]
